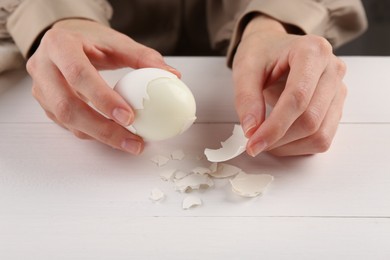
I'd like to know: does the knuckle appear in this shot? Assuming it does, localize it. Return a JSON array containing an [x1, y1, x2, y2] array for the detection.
[[291, 85, 310, 111], [300, 35, 332, 57], [311, 130, 332, 153], [63, 61, 86, 87], [136, 47, 163, 68], [142, 47, 161, 60], [96, 122, 116, 143], [41, 29, 64, 49], [92, 90, 112, 108], [235, 92, 255, 108], [42, 28, 71, 46], [267, 121, 286, 141], [26, 58, 36, 75], [43, 28, 58, 39], [300, 109, 322, 134], [40, 29, 56, 45], [73, 130, 90, 140], [334, 58, 347, 78], [54, 99, 73, 124]]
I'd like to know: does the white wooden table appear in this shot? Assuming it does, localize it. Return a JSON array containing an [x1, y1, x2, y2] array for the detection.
[[1, 57, 390, 259]]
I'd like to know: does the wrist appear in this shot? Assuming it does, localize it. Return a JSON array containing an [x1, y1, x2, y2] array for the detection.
[[52, 18, 94, 29], [243, 14, 287, 39]]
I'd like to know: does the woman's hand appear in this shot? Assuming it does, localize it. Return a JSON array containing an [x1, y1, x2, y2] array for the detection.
[[27, 19, 179, 154], [233, 15, 347, 156]]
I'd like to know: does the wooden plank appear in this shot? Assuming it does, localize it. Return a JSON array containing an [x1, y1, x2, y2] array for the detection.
[[1, 123, 390, 217], [1, 216, 389, 259]]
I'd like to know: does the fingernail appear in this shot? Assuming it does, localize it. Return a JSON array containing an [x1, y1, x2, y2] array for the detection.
[[113, 108, 132, 126], [121, 139, 143, 155], [247, 140, 267, 157], [242, 114, 257, 137], [165, 65, 181, 78]]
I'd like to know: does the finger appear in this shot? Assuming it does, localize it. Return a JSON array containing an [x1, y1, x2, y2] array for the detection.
[[64, 98, 144, 154], [75, 91, 89, 103], [263, 77, 287, 107], [35, 85, 90, 141], [43, 31, 135, 127], [30, 55, 144, 155], [268, 56, 346, 149], [233, 53, 267, 137], [247, 37, 332, 156], [85, 31, 181, 77], [31, 82, 69, 131], [69, 128, 94, 140], [268, 83, 347, 156], [38, 89, 92, 141], [112, 38, 181, 77]]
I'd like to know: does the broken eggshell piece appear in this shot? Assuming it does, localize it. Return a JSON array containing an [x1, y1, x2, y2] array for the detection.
[[174, 173, 214, 193], [182, 196, 202, 209], [204, 124, 248, 162], [149, 188, 165, 202], [230, 172, 274, 198], [114, 68, 197, 141], [208, 163, 242, 179], [159, 168, 177, 181], [170, 149, 185, 160], [150, 154, 170, 167]]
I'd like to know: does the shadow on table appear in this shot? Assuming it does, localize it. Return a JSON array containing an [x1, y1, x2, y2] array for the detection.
[[0, 69, 27, 97]]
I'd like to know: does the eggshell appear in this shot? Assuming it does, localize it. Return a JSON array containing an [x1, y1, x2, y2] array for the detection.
[[204, 124, 248, 162], [182, 196, 202, 210], [230, 172, 274, 198], [114, 68, 197, 141]]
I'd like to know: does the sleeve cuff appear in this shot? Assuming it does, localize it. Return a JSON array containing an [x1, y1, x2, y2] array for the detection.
[[6, 0, 112, 58]]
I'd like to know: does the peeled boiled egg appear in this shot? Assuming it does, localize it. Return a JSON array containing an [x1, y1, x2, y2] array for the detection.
[[114, 68, 197, 141]]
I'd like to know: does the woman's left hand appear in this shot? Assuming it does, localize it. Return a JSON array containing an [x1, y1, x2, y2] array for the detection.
[[233, 15, 347, 156]]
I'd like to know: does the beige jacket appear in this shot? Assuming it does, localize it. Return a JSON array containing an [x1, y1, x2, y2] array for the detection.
[[1, 0, 367, 73]]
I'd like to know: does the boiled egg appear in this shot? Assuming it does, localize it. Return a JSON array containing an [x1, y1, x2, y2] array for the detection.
[[114, 68, 196, 141]]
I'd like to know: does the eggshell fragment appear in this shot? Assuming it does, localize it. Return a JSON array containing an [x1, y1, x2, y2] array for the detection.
[[173, 170, 191, 180], [159, 169, 177, 181], [191, 166, 211, 175], [204, 124, 248, 162], [170, 149, 185, 160], [209, 162, 218, 172], [230, 172, 273, 198], [149, 188, 165, 202], [150, 155, 170, 167], [182, 196, 202, 210], [208, 163, 242, 179], [174, 173, 214, 193], [114, 68, 197, 141]]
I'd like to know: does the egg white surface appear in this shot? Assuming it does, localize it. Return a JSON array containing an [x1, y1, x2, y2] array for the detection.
[[114, 68, 196, 141]]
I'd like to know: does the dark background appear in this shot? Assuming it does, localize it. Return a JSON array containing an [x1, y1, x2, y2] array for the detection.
[[335, 0, 390, 56]]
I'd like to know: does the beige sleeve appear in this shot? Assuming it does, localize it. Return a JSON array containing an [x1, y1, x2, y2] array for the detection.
[[206, 0, 252, 54], [225, 0, 368, 66], [6, 0, 113, 58]]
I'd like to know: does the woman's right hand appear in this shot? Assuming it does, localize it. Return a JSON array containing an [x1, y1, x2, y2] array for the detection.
[[27, 19, 179, 154]]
